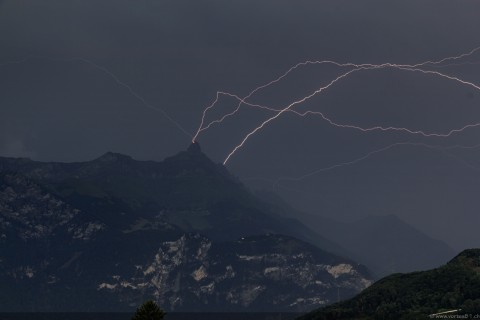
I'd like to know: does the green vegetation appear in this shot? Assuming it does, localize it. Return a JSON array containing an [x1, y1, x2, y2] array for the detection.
[[301, 249, 480, 319], [131, 300, 166, 320]]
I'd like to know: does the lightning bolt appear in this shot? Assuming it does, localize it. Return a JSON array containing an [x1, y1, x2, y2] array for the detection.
[[192, 47, 480, 142], [204, 89, 480, 139], [193, 46, 480, 143], [222, 63, 480, 165]]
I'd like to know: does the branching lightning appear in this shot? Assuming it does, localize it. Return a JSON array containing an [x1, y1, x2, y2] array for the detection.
[[205, 87, 480, 139], [190, 46, 480, 165], [222, 64, 480, 165], [3, 46, 480, 182], [193, 47, 480, 143]]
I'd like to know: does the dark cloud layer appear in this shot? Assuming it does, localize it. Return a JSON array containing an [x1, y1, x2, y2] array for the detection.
[[1, 0, 480, 250]]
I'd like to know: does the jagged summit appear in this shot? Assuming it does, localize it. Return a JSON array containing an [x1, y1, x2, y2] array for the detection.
[[187, 141, 202, 154], [163, 141, 221, 171]]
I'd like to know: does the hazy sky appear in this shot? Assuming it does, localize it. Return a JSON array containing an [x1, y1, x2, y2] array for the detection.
[[1, 0, 480, 250]]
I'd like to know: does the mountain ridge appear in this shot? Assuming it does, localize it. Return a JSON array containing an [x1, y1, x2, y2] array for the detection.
[[0, 144, 345, 252], [0, 145, 371, 312]]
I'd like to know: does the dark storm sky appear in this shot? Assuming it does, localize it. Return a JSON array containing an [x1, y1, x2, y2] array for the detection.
[[1, 0, 480, 250]]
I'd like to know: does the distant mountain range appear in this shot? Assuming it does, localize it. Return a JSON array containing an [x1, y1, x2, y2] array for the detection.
[[0, 143, 370, 312], [300, 249, 480, 319], [256, 190, 455, 278], [297, 214, 455, 278]]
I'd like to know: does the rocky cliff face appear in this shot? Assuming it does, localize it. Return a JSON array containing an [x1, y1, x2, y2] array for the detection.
[[96, 233, 371, 312], [0, 173, 102, 242]]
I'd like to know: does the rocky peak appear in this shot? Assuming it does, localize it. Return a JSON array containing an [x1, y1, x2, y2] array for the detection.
[[187, 141, 202, 154]]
